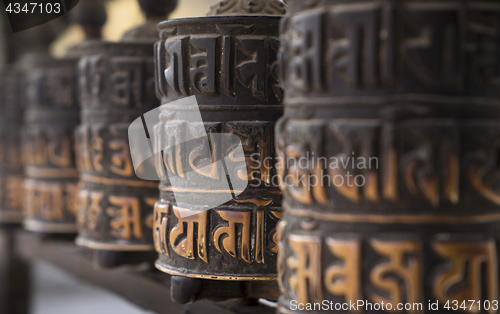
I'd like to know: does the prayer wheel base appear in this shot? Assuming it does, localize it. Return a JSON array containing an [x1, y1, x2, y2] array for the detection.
[[90, 250, 157, 269], [23, 220, 77, 234], [0, 211, 23, 224]]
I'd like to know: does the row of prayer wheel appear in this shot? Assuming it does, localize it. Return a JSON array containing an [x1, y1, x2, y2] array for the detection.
[[0, 0, 499, 312]]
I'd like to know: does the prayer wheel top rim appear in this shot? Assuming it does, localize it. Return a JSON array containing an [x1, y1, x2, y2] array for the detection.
[[74, 39, 157, 52], [157, 15, 282, 32]]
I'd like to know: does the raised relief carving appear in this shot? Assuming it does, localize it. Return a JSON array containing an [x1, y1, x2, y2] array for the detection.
[[328, 122, 382, 204], [225, 122, 274, 184], [214, 209, 252, 263], [165, 36, 191, 97], [433, 239, 498, 313], [107, 196, 144, 240], [402, 5, 462, 89], [161, 34, 280, 100], [109, 124, 135, 177], [369, 239, 423, 313], [78, 55, 105, 106], [169, 206, 208, 263], [110, 56, 154, 107], [190, 37, 218, 95], [325, 238, 362, 313], [153, 202, 170, 256], [6, 176, 23, 210], [207, 0, 286, 16], [287, 234, 323, 304], [402, 123, 460, 206]]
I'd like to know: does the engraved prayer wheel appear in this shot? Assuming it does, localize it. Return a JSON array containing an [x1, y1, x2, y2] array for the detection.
[[75, 0, 177, 266], [153, 0, 286, 300], [22, 53, 81, 233], [75, 40, 160, 255], [0, 67, 24, 224], [277, 0, 500, 313]]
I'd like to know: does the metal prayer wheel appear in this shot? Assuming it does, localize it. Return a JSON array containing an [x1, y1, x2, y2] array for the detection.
[[75, 0, 176, 265], [75, 40, 160, 258], [0, 67, 24, 224], [152, 0, 286, 302], [22, 53, 80, 233], [277, 0, 500, 313]]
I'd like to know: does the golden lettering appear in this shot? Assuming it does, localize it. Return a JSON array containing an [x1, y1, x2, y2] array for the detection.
[[144, 198, 157, 229], [369, 239, 423, 313], [64, 183, 78, 216], [325, 238, 362, 313], [277, 220, 287, 293], [47, 130, 72, 168], [255, 209, 265, 264], [188, 137, 220, 179], [286, 145, 313, 205], [287, 234, 323, 304], [433, 240, 498, 314], [169, 206, 208, 263], [275, 139, 287, 192], [106, 196, 143, 240], [214, 209, 252, 263], [153, 202, 169, 256], [87, 191, 104, 233], [6, 176, 23, 210]]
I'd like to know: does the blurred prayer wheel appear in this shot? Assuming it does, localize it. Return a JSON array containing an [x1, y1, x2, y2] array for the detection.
[[75, 40, 159, 254], [75, 0, 177, 266], [152, 0, 286, 299], [22, 53, 80, 233], [277, 0, 500, 313], [0, 67, 24, 224]]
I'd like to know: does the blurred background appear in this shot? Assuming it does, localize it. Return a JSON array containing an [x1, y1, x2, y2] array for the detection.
[[0, 0, 219, 313], [50, 0, 220, 56]]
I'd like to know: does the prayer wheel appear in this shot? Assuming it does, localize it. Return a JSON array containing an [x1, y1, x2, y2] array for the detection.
[[276, 0, 500, 313], [75, 41, 160, 256], [22, 52, 80, 233], [152, 0, 286, 302], [0, 67, 24, 224], [75, 0, 177, 266]]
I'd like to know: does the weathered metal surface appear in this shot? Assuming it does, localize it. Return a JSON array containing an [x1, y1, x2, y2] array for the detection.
[[22, 53, 81, 234], [153, 0, 285, 288], [0, 67, 24, 224], [276, 0, 500, 313], [75, 0, 175, 266], [75, 41, 159, 252]]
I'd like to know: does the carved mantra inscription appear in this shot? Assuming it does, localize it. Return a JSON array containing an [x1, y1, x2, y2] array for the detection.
[[77, 190, 156, 242], [278, 1, 500, 313], [276, 119, 500, 210], [0, 68, 24, 221], [76, 123, 135, 178], [22, 62, 80, 232], [154, 120, 282, 278], [281, 1, 500, 96], [153, 202, 282, 267], [279, 232, 498, 314], [156, 33, 281, 102], [78, 55, 156, 109], [154, 120, 276, 191], [76, 45, 160, 250]]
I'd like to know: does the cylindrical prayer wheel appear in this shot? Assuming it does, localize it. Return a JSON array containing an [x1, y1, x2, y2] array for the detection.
[[22, 53, 80, 233], [0, 67, 24, 224], [75, 40, 160, 253], [277, 0, 500, 313], [153, 0, 286, 287], [74, 0, 177, 266]]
